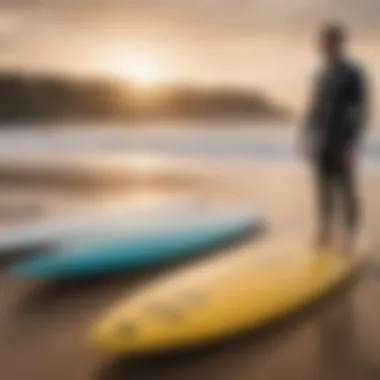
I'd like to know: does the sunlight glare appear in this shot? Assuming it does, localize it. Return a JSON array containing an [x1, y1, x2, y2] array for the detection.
[[114, 53, 166, 86]]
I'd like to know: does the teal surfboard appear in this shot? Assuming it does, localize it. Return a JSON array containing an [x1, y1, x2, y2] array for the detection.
[[12, 208, 263, 278], [0, 194, 201, 254]]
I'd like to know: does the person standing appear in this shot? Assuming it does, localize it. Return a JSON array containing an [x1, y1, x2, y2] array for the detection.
[[303, 22, 369, 254]]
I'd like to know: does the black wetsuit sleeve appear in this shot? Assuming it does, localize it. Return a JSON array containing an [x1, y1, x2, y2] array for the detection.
[[304, 72, 322, 138], [346, 67, 368, 145]]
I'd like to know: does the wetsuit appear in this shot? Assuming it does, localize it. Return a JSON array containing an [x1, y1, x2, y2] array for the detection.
[[305, 59, 368, 236]]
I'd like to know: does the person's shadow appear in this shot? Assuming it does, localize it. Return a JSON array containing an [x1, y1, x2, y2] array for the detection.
[[315, 277, 378, 380]]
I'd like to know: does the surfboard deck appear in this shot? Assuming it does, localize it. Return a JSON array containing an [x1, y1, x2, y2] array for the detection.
[[89, 236, 369, 354], [12, 207, 263, 278], [0, 194, 201, 254]]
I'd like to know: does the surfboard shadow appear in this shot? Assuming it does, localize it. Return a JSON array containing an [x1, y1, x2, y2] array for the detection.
[[0, 245, 52, 271]]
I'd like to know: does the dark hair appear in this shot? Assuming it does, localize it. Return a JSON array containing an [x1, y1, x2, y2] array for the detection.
[[320, 22, 347, 43]]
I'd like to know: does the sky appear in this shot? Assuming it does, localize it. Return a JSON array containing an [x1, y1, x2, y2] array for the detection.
[[0, 0, 380, 112]]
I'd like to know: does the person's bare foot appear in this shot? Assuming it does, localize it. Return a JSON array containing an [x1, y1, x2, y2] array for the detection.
[[315, 230, 331, 253], [341, 232, 356, 257]]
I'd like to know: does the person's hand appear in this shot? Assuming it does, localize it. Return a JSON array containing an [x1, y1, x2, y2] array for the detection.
[[299, 133, 314, 161], [342, 143, 356, 166]]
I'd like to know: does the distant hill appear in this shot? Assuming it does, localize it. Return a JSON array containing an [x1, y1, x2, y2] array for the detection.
[[0, 72, 291, 124]]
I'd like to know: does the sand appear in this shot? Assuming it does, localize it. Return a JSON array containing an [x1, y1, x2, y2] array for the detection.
[[0, 163, 379, 380]]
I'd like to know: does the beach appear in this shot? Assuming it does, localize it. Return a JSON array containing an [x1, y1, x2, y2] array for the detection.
[[0, 124, 379, 380]]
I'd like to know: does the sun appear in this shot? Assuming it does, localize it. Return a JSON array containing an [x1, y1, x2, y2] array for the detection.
[[126, 61, 161, 85], [114, 54, 166, 86]]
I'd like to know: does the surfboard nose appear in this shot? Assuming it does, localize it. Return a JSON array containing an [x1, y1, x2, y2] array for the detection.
[[12, 259, 52, 278], [89, 319, 167, 354], [89, 303, 187, 354]]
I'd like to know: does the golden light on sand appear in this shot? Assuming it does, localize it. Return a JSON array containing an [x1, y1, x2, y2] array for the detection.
[[126, 154, 168, 172]]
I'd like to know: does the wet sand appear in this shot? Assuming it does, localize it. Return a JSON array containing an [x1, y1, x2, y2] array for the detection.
[[0, 165, 380, 380]]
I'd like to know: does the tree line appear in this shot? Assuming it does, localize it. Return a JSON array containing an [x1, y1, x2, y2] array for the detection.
[[0, 72, 290, 124]]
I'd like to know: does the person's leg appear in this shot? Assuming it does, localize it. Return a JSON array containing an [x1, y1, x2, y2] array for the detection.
[[314, 154, 335, 249], [336, 153, 359, 254]]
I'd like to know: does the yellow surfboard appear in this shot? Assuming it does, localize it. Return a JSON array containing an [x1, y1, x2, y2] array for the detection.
[[89, 236, 369, 354]]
